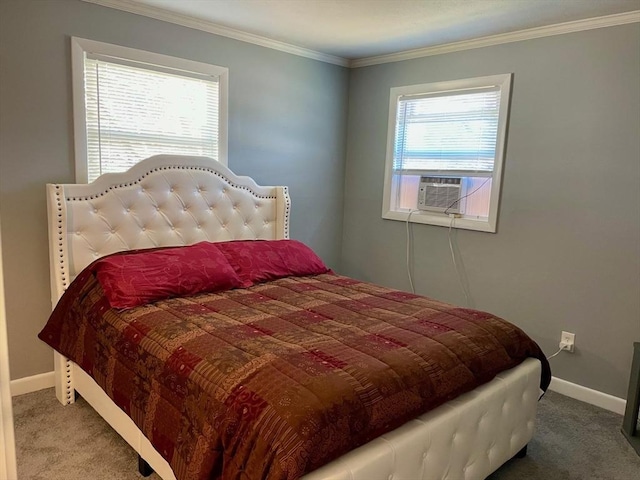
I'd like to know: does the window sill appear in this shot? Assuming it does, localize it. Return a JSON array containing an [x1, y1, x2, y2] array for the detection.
[[382, 210, 496, 233]]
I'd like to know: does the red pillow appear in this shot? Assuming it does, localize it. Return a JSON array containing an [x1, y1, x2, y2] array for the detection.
[[93, 242, 244, 309], [217, 240, 329, 286]]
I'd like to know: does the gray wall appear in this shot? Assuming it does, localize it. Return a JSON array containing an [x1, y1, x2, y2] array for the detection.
[[1, 0, 638, 401], [0, 0, 349, 380], [341, 24, 640, 399]]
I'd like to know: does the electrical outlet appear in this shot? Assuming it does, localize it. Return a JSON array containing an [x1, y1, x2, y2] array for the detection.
[[560, 331, 575, 353]]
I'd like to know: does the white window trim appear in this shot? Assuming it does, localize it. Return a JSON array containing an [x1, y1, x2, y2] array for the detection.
[[71, 37, 229, 183], [382, 74, 512, 233]]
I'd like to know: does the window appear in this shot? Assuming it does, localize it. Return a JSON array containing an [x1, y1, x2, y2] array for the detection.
[[71, 38, 228, 183], [382, 74, 512, 233]]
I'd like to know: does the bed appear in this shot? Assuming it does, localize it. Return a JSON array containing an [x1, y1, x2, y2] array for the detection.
[[40, 155, 550, 480]]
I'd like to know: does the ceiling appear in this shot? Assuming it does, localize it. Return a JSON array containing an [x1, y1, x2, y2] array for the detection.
[[127, 0, 639, 60]]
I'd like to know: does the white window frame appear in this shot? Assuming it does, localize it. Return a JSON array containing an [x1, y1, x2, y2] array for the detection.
[[71, 37, 229, 183], [382, 74, 512, 233]]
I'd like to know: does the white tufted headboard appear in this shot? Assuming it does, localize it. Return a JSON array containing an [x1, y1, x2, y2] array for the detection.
[[47, 155, 290, 307]]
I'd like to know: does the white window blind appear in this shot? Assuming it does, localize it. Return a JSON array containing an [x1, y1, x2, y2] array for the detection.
[[394, 87, 501, 173], [84, 56, 220, 182]]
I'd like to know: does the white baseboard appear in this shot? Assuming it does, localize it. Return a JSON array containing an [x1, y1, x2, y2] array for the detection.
[[549, 376, 626, 415], [10, 371, 627, 415], [10, 371, 55, 397]]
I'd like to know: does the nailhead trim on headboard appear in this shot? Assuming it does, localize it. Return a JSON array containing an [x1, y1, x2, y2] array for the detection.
[[64, 359, 73, 404], [55, 185, 69, 292], [283, 186, 291, 239], [65, 166, 277, 202]]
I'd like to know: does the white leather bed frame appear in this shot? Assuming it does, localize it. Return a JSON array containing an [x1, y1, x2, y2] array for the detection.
[[46, 155, 542, 480]]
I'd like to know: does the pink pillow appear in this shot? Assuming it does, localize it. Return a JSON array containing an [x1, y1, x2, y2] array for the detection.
[[217, 240, 329, 286], [93, 242, 244, 309]]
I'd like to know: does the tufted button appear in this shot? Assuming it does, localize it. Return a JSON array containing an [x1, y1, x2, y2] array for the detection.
[[171, 226, 175, 230], [197, 225, 201, 229], [126, 208, 130, 212], [156, 207, 161, 212], [141, 227, 146, 231], [244, 222, 248, 226], [76, 231, 80, 235], [93, 208, 98, 213], [170, 187, 174, 192], [183, 207, 188, 212], [111, 229, 115, 234]]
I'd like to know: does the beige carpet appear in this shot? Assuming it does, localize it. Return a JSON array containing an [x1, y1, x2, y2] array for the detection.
[[12, 388, 640, 480], [13, 388, 160, 480]]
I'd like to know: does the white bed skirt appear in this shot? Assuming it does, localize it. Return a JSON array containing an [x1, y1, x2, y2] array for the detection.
[[69, 356, 541, 480]]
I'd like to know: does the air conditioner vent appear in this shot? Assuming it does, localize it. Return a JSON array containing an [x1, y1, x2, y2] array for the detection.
[[418, 176, 464, 213]]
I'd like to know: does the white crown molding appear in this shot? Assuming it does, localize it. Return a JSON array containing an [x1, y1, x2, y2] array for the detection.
[[82, 1, 638, 68], [81, 0, 350, 67], [351, 10, 640, 68]]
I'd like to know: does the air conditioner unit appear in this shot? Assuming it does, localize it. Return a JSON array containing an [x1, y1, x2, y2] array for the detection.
[[418, 176, 465, 214]]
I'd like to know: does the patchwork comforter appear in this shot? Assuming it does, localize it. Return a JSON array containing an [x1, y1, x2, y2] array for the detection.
[[40, 269, 550, 480]]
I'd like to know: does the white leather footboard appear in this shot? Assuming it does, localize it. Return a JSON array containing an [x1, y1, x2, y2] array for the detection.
[[304, 357, 542, 480]]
